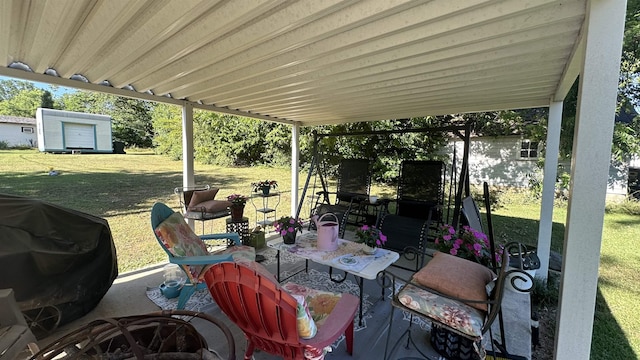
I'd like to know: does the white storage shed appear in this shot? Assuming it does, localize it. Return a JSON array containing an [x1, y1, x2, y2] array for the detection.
[[36, 108, 113, 153]]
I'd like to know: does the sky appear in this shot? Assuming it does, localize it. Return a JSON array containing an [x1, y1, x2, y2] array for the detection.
[[0, 75, 76, 97]]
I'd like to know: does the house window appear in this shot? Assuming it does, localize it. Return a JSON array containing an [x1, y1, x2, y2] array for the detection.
[[520, 140, 538, 159], [21, 126, 34, 134]]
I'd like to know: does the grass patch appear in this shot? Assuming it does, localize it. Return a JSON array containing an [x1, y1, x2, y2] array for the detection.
[[1, 149, 639, 358]]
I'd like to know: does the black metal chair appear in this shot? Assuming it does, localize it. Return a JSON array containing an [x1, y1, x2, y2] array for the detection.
[[396, 160, 446, 222], [312, 158, 371, 236], [174, 185, 230, 234]]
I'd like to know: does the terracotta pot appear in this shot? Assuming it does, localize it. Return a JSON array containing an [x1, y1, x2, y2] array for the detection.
[[230, 204, 244, 221]]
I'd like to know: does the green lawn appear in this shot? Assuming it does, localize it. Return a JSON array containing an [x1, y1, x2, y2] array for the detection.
[[1, 149, 638, 359]]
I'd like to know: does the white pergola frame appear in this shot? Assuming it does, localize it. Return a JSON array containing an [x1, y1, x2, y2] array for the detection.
[[0, 1, 628, 358]]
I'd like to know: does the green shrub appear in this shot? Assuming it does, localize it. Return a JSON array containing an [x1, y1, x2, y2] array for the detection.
[[0, 141, 8, 150], [531, 271, 560, 309], [605, 195, 640, 215]]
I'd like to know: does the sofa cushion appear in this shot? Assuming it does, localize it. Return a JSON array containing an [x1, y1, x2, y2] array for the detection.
[[412, 251, 495, 311], [188, 199, 232, 214]]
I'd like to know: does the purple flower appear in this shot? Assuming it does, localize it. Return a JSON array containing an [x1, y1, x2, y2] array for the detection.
[[473, 243, 482, 252], [450, 248, 458, 256], [280, 230, 287, 236], [361, 225, 370, 231]]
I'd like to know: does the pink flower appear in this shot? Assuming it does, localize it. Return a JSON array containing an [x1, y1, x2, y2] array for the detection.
[[362, 225, 370, 231], [450, 248, 458, 256], [280, 230, 287, 236]]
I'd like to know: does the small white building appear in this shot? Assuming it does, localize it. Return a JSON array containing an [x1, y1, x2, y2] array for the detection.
[[0, 115, 37, 147], [36, 108, 113, 153]]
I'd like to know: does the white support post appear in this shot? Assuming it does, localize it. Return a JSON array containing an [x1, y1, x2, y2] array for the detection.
[[536, 101, 563, 281], [182, 103, 195, 228], [555, 0, 625, 358], [291, 122, 300, 217]]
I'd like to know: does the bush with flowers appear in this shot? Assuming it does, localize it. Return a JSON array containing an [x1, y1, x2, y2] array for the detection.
[[274, 216, 303, 236], [355, 225, 387, 248], [433, 224, 503, 266], [227, 194, 247, 206]]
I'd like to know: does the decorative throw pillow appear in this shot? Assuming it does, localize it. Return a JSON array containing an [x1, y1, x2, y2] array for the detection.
[[188, 188, 219, 209], [412, 251, 495, 311], [291, 294, 318, 339], [282, 283, 342, 327], [154, 212, 209, 282]]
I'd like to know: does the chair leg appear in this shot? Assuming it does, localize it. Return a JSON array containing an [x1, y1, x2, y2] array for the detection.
[[345, 315, 355, 355], [177, 284, 196, 310], [244, 341, 256, 360], [384, 304, 396, 359]]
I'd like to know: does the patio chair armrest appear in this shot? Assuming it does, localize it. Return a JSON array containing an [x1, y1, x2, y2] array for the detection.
[[169, 254, 234, 266], [200, 232, 241, 246], [300, 292, 359, 349]]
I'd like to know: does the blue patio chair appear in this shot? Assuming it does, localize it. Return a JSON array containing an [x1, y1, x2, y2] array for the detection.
[[150, 202, 255, 310]]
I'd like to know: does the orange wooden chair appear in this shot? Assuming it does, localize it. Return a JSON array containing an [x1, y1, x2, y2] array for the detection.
[[204, 261, 359, 360]]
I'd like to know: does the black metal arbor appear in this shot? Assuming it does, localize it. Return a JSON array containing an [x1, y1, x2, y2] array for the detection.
[[296, 121, 474, 229]]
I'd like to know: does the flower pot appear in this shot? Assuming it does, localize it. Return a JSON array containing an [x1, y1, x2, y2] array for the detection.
[[283, 231, 297, 244], [362, 244, 376, 255], [230, 204, 245, 221], [261, 186, 271, 196]]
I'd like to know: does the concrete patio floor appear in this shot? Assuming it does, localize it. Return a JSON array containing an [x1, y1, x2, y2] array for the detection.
[[29, 246, 533, 360]]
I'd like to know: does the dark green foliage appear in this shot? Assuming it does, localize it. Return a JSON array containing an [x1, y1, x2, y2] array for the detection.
[[111, 97, 154, 147], [531, 272, 559, 309]]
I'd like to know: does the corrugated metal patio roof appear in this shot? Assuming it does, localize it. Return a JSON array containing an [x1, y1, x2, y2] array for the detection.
[[0, 0, 586, 126]]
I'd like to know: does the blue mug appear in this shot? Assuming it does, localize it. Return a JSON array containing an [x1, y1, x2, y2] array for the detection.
[[159, 280, 182, 299]]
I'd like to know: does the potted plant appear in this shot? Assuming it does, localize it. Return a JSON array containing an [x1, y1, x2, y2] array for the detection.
[[274, 215, 303, 244], [355, 225, 387, 254], [252, 180, 278, 195], [433, 224, 503, 266], [227, 194, 247, 221]]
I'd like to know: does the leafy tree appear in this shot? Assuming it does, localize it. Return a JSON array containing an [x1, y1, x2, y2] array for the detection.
[[111, 97, 154, 147], [0, 89, 46, 117], [151, 103, 183, 160], [0, 79, 36, 101]]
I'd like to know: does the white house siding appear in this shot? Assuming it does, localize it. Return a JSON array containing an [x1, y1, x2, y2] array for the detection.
[[448, 136, 540, 188], [0, 116, 37, 147], [448, 136, 637, 198]]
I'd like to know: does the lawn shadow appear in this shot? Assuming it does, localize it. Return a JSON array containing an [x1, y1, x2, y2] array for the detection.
[[0, 170, 252, 218]]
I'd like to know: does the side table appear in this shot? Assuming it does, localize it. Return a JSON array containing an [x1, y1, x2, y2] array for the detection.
[[226, 217, 266, 263], [225, 217, 250, 245]]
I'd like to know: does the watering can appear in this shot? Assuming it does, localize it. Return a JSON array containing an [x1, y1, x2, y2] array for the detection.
[[312, 213, 339, 251]]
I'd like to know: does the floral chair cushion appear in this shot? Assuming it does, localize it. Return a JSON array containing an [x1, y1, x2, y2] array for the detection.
[[155, 212, 255, 282], [397, 281, 485, 339], [281, 282, 343, 328]]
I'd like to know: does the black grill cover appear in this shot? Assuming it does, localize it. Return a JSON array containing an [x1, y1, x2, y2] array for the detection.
[[0, 194, 118, 326]]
